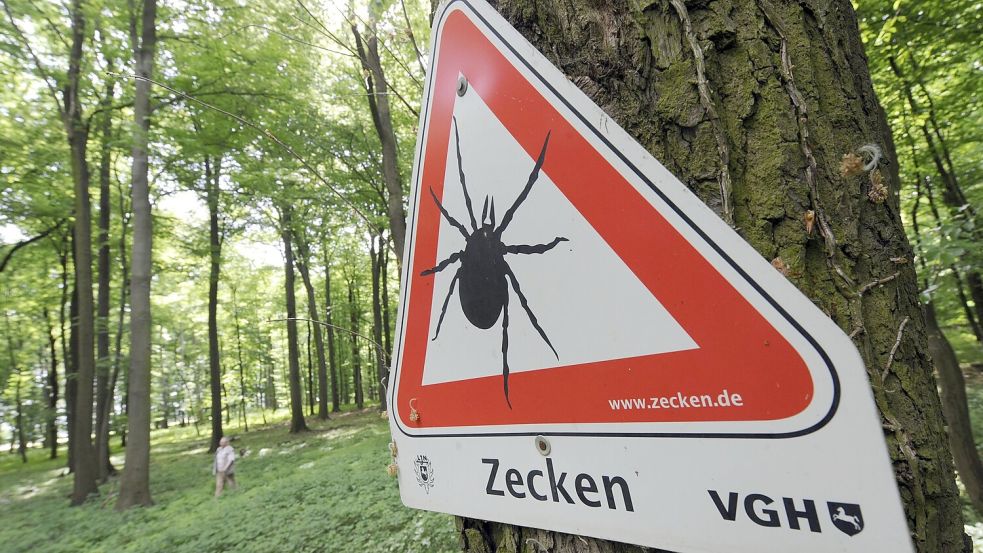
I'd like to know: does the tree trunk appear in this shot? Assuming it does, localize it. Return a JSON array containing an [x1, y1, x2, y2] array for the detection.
[[95, 75, 116, 482], [44, 307, 59, 459], [381, 242, 392, 358], [925, 302, 983, 516], [57, 243, 70, 462], [205, 156, 224, 453], [456, 1, 966, 551], [4, 311, 27, 464], [14, 367, 27, 464], [348, 280, 363, 409], [67, 273, 78, 472], [295, 236, 330, 420], [280, 208, 308, 433], [116, 0, 157, 510], [951, 268, 983, 344], [352, 19, 407, 261], [65, 0, 98, 506], [108, 176, 131, 453], [370, 234, 387, 410], [306, 321, 315, 414], [323, 248, 340, 412], [231, 286, 248, 432]]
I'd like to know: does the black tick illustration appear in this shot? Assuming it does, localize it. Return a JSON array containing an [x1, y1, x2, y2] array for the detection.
[[421, 117, 568, 408]]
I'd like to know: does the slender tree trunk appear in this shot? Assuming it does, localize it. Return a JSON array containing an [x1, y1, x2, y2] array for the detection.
[[295, 236, 330, 419], [205, 156, 223, 453], [352, 20, 407, 261], [925, 302, 983, 516], [964, 273, 983, 339], [456, 2, 966, 551], [108, 178, 130, 453], [116, 0, 157, 509], [67, 275, 78, 473], [306, 321, 314, 415], [280, 207, 308, 433], [951, 268, 983, 343], [231, 286, 248, 432], [14, 368, 27, 464], [221, 380, 230, 425], [95, 75, 116, 482], [381, 242, 392, 358], [369, 234, 387, 410], [348, 280, 363, 409], [57, 243, 70, 463], [44, 307, 59, 459], [65, 0, 98, 506], [323, 248, 340, 412], [4, 311, 27, 463]]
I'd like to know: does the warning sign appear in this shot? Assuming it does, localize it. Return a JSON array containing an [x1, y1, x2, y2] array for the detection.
[[388, 1, 913, 552]]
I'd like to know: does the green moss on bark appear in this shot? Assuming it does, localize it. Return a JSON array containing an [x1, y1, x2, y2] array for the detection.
[[452, 0, 968, 551]]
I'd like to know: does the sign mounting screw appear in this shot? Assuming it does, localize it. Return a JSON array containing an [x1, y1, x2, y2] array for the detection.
[[535, 435, 551, 456], [457, 75, 468, 96]]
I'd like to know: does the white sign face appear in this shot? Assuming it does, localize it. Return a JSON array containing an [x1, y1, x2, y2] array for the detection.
[[388, 1, 914, 551]]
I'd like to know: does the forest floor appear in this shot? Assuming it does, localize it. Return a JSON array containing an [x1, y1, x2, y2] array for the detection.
[[0, 409, 458, 553]]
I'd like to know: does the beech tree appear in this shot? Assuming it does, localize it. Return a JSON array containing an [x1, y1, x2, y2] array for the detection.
[[456, 1, 966, 552], [116, 0, 157, 510]]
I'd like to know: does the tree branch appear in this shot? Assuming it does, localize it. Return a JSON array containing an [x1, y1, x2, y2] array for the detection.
[[109, 71, 378, 234], [0, 220, 66, 273], [1, 0, 65, 116]]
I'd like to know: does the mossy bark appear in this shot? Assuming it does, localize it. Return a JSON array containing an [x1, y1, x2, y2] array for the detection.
[[457, 0, 966, 551]]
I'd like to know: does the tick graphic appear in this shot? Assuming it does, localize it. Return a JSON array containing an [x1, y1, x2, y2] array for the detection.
[[421, 117, 568, 408]]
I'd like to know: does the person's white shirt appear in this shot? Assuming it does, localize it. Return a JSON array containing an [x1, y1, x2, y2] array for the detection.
[[214, 444, 235, 474]]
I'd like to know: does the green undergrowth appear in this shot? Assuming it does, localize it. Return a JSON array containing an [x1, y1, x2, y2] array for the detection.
[[0, 410, 457, 553]]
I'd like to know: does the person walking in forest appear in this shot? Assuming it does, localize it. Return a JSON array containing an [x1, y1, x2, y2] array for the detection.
[[212, 437, 236, 497]]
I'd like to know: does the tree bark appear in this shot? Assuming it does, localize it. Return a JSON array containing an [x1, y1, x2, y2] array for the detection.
[[4, 311, 27, 463], [295, 236, 330, 420], [56, 242, 70, 463], [44, 307, 59, 459], [95, 74, 116, 482], [64, 0, 98, 506], [280, 207, 309, 433], [925, 302, 983, 517], [352, 20, 407, 261], [455, 1, 966, 551], [323, 248, 340, 412], [231, 286, 248, 432], [14, 367, 27, 464], [116, 0, 157, 510], [370, 234, 387, 410], [109, 176, 131, 451], [306, 321, 315, 413], [205, 156, 224, 453], [348, 280, 363, 409], [381, 242, 392, 358], [67, 267, 78, 473]]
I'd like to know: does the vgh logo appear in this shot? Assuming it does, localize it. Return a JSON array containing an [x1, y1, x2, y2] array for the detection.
[[709, 490, 866, 536]]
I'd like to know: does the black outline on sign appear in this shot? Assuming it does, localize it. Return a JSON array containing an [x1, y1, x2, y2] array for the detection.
[[389, 0, 841, 441]]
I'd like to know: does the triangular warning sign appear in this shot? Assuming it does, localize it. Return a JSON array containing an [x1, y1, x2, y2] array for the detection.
[[391, 4, 835, 435], [388, 3, 912, 553]]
